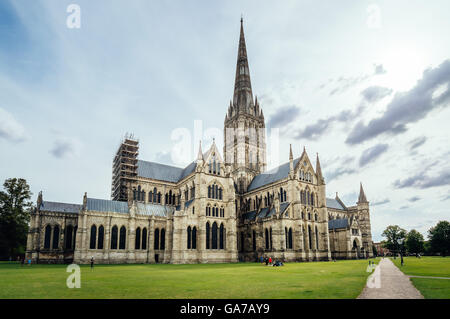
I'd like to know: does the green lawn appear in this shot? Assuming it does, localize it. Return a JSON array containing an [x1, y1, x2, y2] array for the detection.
[[0, 259, 378, 299], [391, 256, 450, 299]]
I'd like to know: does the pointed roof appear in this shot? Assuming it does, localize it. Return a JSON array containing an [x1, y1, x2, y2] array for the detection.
[[316, 153, 324, 184], [289, 144, 293, 160], [196, 141, 203, 162], [358, 182, 368, 203], [233, 18, 254, 112]]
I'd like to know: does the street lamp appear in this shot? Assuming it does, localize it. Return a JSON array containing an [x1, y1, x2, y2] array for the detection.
[[397, 238, 404, 266]]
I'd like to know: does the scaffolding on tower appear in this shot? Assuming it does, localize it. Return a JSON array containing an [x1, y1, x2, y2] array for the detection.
[[111, 133, 139, 201]]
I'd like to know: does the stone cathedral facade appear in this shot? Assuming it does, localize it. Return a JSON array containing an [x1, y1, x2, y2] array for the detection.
[[26, 20, 373, 264]]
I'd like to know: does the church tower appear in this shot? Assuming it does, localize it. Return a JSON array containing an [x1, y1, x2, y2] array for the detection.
[[224, 18, 267, 194]]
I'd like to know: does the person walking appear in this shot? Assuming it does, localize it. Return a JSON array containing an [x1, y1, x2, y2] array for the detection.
[[269, 257, 272, 265], [90, 257, 94, 271]]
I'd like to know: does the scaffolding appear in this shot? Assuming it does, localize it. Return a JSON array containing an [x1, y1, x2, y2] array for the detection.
[[111, 133, 139, 201]]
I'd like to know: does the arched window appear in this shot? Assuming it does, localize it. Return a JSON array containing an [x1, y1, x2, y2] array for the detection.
[[289, 228, 293, 249], [206, 222, 210, 249], [160, 229, 165, 250], [208, 186, 211, 198], [153, 188, 157, 202], [65, 225, 73, 249], [187, 226, 192, 249], [212, 222, 218, 249], [90, 225, 97, 249], [311, 192, 314, 206], [315, 226, 319, 250], [135, 227, 141, 250], [307, 190, 310, 205], [149, 191, 153, 202], [154, 228, 160, 250], [285, 227, 288, 249], [142, 228, 147, 250], [157, 192, 161, 203], [219, 223, 225, 249], [52, 225, 60, 249], [265, 228, 269, 249], [98, 225, 104, 249], [192, 227, 197, 249], [252, 230, 256, 251], [111, 226, 118, 249], [308, 225, 312, 250], [137, 186, 141, 201], [315, 213, 318, 222], [119, 226, 126, 249], [219, 188, 222, 200], [44, 225, 51, 249]]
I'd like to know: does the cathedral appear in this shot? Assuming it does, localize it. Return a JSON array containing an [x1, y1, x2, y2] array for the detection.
[[26, 19, 373, 264]]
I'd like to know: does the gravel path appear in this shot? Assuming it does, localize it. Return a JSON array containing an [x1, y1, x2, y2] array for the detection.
[[358, 258, 424, 299]]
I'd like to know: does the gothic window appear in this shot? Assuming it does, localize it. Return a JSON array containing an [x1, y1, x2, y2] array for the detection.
[[44, 225, 51, 249], [98, 225, 104, 250], [153, 188, 157, 202], [209, 160, 212, 173], [265, 228, 269, 249], [289, 228, 293, 249], [89, 225, 97, 249], [212, 222, 218, 249], [308, 225, 312, 250], [142, 228, 147, 250], [149, 191, 153, 202], [187, 226, 192, 249], [212, 184, 215, 199], [135, 227, 141, 250], [315, 213, 318, 222], [133, 189, 137, 201], [65, 225, 73, 250], [307, 191, 310, 205], [158, 192, 161, 203], [111, 226, 118, 249], [284, 190, 287, 202], [206, 222, 210, 249], [191, 186, 195, 199], [165, 193, 168, 204], [285, 227, 288, 249], [219, 223, 225, 249], [160, 229, 166, 250], [311, 192, 315, 206], [154, 228, 160, 250], [308, 212, 311, 220], [219, 188, 223, 200], [119, 226, 126, 249], [137, 186, 141, 201], [52, 225, 60, 249], [315, 226, 319, 250], [208, 186, 211, 198], [192, 227, 197, 249]]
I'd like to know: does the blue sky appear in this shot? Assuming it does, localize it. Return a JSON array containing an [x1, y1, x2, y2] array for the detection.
[[1, 0, 449, 242]]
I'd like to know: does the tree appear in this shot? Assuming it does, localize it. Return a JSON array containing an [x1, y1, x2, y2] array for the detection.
[[372, 244, 378, 257], [0, 178, 33, 259], [405, 229, 424, 255], [382, 225, 407, 255], [428, 221, 450, 257]]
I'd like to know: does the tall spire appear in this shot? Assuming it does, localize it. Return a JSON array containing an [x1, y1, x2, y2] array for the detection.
[[289, 144, 294, 172], [358, 182, 368, 203], [233, 17, 254, 112], [316, 153, 324, 185], [196, 141, 203, 162]]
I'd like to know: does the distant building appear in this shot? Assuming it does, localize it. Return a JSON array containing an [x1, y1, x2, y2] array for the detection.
[[373, 242, 390, 256], [26, 19, 373, 264]]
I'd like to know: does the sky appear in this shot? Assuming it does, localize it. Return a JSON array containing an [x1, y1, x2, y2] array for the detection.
[[1, 0, 449, 242]]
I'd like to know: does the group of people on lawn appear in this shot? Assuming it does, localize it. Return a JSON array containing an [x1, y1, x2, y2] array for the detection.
[[260, 256, 284, 267]]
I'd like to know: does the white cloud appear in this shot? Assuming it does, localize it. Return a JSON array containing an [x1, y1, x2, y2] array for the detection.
[[0, 108, 27, 142]]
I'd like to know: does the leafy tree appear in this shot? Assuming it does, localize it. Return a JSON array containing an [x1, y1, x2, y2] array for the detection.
[[382, 225, 407, 254], [428, 221, 450, 257], [405, 229, 424, 255], [423, 241, 432, 255], [0, 178, 33, 259]]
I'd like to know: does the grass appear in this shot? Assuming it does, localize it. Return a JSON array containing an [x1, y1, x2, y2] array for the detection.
[[0, 259, 379, 299], [391, 256, 450, 299]]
